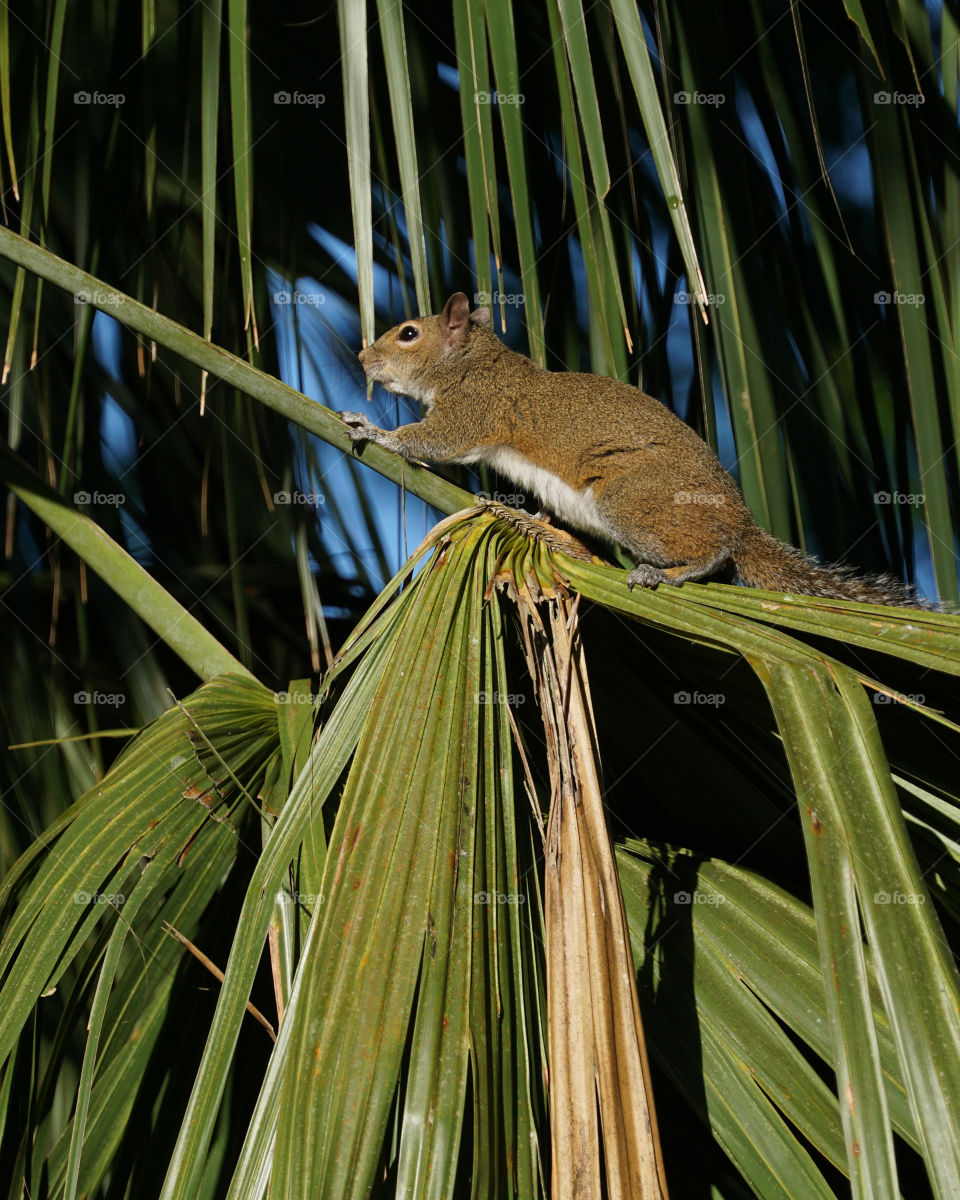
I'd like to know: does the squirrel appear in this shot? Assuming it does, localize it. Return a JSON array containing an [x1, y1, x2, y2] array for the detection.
[[340, 292, 929, 608]]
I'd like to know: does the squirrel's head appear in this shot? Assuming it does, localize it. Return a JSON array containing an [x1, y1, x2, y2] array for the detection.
[[358, 292, 493, 406]]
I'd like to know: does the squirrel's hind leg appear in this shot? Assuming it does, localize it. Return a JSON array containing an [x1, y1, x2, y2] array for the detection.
[[627, 549, 733, 590]]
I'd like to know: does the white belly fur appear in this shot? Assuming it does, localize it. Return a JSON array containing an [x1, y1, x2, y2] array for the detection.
[[473, 445, 610, 539]]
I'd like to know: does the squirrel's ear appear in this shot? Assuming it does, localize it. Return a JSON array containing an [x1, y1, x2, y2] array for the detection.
[[440, 293, 471, 347], [469, 306, 492, 327]]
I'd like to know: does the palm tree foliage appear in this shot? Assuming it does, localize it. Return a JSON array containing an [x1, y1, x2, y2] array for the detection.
[[1, 0, 959, 1196]]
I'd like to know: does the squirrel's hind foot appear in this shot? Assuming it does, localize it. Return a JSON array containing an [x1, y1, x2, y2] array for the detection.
[[627, 564, 671, 590]]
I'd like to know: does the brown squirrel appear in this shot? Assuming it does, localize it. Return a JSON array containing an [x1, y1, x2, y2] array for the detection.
[[341, 292, 928, 608]]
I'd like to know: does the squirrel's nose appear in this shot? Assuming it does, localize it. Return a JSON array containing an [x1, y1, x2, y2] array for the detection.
[[358, 346, 370, 365]]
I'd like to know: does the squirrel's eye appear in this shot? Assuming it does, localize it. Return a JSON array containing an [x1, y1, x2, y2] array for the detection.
[[398, 325, 419, 342]]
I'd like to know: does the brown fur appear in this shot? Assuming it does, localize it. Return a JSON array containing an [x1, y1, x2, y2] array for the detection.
[[342, 293, 929, 608]]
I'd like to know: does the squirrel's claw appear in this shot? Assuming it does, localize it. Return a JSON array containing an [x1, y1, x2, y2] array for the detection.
[[627, 563, 669, 590], [338, 411, 376, 446]]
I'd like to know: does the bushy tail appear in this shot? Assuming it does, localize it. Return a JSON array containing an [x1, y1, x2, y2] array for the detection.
[[733, 526, 933, 609]]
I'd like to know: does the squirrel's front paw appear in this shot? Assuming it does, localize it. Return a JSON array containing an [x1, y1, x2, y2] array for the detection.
[[627, 564, 669, 589], [338, 411, 378, 445]]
